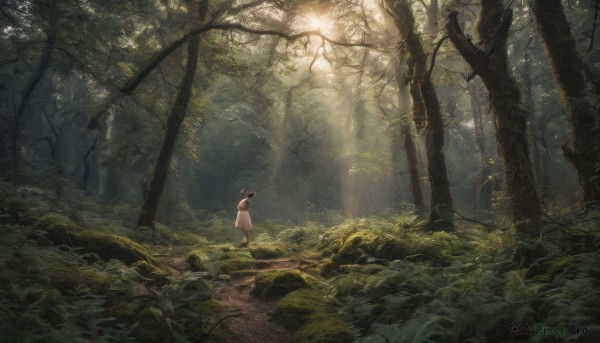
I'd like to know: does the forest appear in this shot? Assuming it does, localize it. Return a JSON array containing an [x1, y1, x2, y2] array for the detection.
[[1, 0, 599, 342]]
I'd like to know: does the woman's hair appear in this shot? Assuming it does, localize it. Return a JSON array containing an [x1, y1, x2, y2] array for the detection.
[[240, 189, 256, 198]]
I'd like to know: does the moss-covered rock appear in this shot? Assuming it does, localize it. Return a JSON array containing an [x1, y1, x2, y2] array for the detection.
[[330, 231, 408, 265], [251, 269, 309, 298], [188, 248, 210, 271], [250, 243, 286, 259], [271, 289, 328, 331], [322, 226, 462, 268], [215, 249, 254, 275], [35, 213, 169, 279], [277, 228, 306, 243], [271, 289, 353, 343]]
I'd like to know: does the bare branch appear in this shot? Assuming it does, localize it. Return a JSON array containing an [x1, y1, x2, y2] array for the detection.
[[425, 34, 448, 81]]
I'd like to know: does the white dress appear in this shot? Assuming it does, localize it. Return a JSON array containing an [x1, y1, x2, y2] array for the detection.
[[235, 199, 252, 232]]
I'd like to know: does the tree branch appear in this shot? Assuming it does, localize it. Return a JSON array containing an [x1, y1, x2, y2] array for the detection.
[[446, 8, 513, 81], [87, 22, 377, 130], [446, 11, 484, 68], [425, 35, 448, 81]]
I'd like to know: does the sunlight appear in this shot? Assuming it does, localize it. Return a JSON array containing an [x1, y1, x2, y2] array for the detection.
[[307, 14, 333, 36]]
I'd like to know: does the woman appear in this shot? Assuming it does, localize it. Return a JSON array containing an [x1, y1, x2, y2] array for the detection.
[[235, 189, 256, 247]]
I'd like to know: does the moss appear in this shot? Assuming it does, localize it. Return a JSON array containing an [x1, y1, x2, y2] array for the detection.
[[215, 249, 254, 274], [298, 259, 335, 277], [132, 260, 170, 285], [294, 313, 354, 343], [271, 289, 353, 343], [338, 264, 385, 275], [0, 197, 37, 225], [277, 228, 306, 243], [331, 231, 377, 264], [35, 214, 169, 277], [50, 266, 112, 294], [188, 248, 210, 271], [250, 243, 286, 259], [271, 289, 329, 331], [330, 230, 408, 265], [251, 269, 309, 298], [372, 237, 408, 260]]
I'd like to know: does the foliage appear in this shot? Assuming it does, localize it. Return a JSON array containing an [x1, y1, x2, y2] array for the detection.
[[0, 198, 234, 342], [318, 216, 600, 343]]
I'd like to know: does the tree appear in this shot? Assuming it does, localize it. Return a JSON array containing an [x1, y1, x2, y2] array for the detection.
[[137, 0, 205, 229], [532, 0, 600, 209], [385, 0, 454, 230], [468, 81, 493, 209], [446, 0, 542, 235], [3, 0, 58, 185], [394, 55, 426, 214]]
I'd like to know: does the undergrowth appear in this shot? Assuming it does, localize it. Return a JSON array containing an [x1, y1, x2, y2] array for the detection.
[[2, 178, 599, 343]]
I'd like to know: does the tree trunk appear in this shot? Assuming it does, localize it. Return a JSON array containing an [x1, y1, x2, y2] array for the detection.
[[522, 49, 545, 202], [9, 29, 56, 184], [447, 0, 542, 236], [386, 0, 454, 230], [421, 0, 441, 37], [394, 58, 426, 213], [402, 122, 426, 213], [137, 36, 201, 228], [469, 83, 492, 209], [81, 133, 99, 190], [533, 0, 600, 209]]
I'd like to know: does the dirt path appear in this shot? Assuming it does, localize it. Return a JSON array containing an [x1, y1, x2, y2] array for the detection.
[[219, 259, 298, 343], [149, 248, 297, 342]]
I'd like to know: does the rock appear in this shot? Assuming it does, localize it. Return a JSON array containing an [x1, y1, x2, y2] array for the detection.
[[215, 249, 254, 274], [35, 213, 170, 281], [271, 289, 353, 343], [251, 269, 309, 298]]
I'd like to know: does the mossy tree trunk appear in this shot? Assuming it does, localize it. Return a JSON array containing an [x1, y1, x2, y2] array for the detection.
[[522, 49, 545, 203], [447, 0, 542, 236], [138, 2, 205, 229], [532, 0, 600, 209], [386, 0, 454, 230], [394, 60, 426, 214], [402, 122, 426, 214]]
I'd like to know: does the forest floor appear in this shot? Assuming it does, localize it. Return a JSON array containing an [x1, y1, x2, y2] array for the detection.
[[152, 247, 296, 342], [218, 258, 297, 343]]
